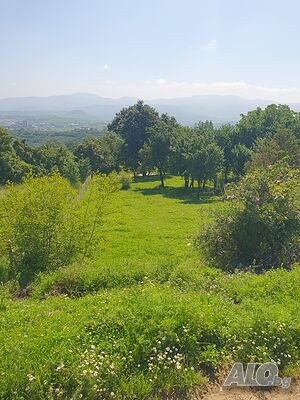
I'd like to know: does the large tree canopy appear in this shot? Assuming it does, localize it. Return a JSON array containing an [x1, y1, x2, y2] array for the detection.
[[0, 128, 30, 184], [237, 104, 300, 148], [107, 100, 159, 172], [140, 115, 177, 187]]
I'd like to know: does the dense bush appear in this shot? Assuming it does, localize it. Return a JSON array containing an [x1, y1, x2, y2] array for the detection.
[[197, 162, 300, 271], [247, 129, 300, 171], [0, 173, 118, 286], [117, 169, 132, 190]]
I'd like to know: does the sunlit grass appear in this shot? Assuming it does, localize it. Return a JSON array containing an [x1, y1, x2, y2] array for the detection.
[[1, 175, 300, 399], [97, 175, 218, 262]]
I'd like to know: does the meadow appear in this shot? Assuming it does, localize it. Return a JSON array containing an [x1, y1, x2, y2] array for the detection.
[[0, 176, 300, 399]]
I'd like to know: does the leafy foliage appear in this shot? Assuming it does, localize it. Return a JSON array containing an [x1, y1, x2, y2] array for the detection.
[[248, 129, 300, 170], [32, 143, 80, 184], [74, 133, 123, 176], [237, 104, 300, 148], [118, 170, 132, 190], [0, 128, 31, 184], [197, 162, 300, 271], [107, 100, 159, 172], [0, 173, 118, 286], [141, 116, 176, 186]]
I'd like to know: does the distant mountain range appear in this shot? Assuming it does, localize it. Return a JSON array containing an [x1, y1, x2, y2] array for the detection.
[[0, 92, 299, 125]]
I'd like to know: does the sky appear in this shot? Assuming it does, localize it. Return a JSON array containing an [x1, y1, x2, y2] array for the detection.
[[1, 0, 300, 101]]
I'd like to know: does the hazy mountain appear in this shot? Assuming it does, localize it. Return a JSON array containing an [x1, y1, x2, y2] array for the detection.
[[0, 92, 291, 124]]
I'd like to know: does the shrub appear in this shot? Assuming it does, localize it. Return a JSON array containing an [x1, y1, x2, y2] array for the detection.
[[0, 173, 118, 286], [197, 162, 300, 271], [118, 170, 132, 190]]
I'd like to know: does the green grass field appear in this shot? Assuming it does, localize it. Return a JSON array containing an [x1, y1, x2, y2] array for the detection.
[[1, 176, 300, 399]]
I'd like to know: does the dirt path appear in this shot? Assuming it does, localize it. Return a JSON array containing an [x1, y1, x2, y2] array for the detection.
[[192, 380, 300, 400]]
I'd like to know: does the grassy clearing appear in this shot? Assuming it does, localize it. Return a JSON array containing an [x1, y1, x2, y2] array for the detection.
[[33, 175, 218, 298], [1, 176, 300, 399], [96, 175, 217, 262]]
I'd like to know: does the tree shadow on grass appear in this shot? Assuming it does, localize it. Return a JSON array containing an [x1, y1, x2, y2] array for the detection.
[[133, 175, 172, 184], [133, 185, 217, 205]]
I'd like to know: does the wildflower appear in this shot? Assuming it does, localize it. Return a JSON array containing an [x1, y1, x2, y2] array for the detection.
[[27, 374, 35, 382], [56, 363, 65, 371]]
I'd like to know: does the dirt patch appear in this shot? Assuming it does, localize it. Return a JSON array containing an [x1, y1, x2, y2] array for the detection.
[[192, 380, 300, 400]]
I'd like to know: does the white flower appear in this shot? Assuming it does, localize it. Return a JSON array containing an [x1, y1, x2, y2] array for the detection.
[[56, 363, 65, 371], [27, 374, 36, 382]]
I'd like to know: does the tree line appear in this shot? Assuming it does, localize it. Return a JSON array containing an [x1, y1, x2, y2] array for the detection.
[[1, 101, 300, 195]]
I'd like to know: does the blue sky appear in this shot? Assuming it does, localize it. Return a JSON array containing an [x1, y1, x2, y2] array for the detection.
[[1, 0, 300, 100]]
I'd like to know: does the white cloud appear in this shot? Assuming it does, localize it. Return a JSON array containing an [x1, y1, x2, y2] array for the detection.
[[88, 80, 300, 102], [211, 81, 249, 89], [205, 39, 217, 50], [155, 78, 165, 85], [103, 64, 110, 70]]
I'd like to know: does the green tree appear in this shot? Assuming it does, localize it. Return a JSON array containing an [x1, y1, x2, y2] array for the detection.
[[170, 126, 194, 188], [32, 143, 80, 184], [189, 131, 223, 197], [237, 104, 300, 148], [141, 118, 174, 187], [107, 100, 159, 172], [215, 124, 237, 182], [13, 139, 33, 164], [78, 158, 91, 182], [74, 134, 123, 174], [248, 129, 300, 170], [231, 144, 252, 177], [0, 127, 13, 153], [0, 128, 30, 184]]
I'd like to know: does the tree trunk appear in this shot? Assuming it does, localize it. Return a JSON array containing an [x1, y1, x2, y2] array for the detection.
[[224, 168, 228, 183], [202, 179, 207, 190], [159, 169, 164, 188], [184, 174, 189, 189], [197, 177, 201, 198], [189, 177, 194, 189]]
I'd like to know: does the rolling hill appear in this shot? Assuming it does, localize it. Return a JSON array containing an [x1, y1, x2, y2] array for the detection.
[[0, 92, 297, 124]]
